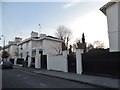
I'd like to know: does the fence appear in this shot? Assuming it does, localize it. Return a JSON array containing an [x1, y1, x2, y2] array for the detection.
[[82, 52, 120, 77]]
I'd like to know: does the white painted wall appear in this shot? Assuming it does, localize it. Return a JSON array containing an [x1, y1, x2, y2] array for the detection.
[[35, 48, 41, 68], [18, 41, 32, 66], [106, 2, 120, 52], [118, 2, 120, 51], [47, 51, 68, 72], [76, 49, 83, 74], [17, 37, 62, 67], [43, 39, 62, 55]]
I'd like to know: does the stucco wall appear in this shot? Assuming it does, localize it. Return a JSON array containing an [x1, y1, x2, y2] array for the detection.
[[18, 41, 31, 60], [119, 2, 120, 51], [47, 54, 68, 72], [9, 45, 17, 58], [31, 40, 39, 48], [106, 3, 119, 52], [43, 39, 62, 55]]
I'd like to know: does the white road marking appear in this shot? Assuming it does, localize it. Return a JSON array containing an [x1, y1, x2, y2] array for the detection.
[[40, 83, 47, 87]]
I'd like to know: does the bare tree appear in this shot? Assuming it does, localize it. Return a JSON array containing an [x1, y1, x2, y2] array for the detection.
[[93, 41, 105, 49], [55, 25, 72, 50], [51, 43, 62, 55], [86, 43, 94, 52]]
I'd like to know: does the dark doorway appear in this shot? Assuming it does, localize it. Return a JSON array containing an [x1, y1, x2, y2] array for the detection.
[[31, 57, 35, 68], [68, 54, 76, 73], [39, 51, 47, 69], [10, 58, 14, 64], [41, 55, 47, 69]]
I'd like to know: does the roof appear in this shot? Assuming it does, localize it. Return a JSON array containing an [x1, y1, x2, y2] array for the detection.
[[4, 43, 17, 49], [100, 0, 119, 15], [17, 36, 63, 45], [47, 35, 60, 39]]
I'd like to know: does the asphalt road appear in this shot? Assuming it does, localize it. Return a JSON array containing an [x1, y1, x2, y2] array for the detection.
[[2, 67, 101, 88]]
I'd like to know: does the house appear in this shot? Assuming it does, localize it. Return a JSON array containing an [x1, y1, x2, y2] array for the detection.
[[100, 0, 120, 52], [0, 37, 22, 61], [17, 31, 63, 68]]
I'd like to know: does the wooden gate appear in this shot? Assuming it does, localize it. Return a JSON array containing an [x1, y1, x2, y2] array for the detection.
[[68, 54, 76, 73]]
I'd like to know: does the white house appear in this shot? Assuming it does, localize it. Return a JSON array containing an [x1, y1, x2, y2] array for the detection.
[[0, 37, 22, 60], [17, 31, 63, 68], [100, 0, 120, 52]]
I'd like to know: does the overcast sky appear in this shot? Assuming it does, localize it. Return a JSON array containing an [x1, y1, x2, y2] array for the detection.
[[0, 0, 111, 48]]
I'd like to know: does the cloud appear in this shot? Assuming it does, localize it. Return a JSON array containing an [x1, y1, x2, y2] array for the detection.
[[62, 0, 81, 9], [62, 2, 78, 8]]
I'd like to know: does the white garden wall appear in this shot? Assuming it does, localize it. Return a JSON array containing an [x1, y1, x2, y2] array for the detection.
[[47, 53, 68, 72]]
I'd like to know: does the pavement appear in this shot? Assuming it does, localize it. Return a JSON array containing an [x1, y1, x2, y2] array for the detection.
[[14, 65, 119, 89]]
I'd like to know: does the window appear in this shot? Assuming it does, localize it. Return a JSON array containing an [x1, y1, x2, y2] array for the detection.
[[26, 52, 29, 55], [20, 53, 23, 58], [20, 45, 23, 50], [26, 42, 29, 47]]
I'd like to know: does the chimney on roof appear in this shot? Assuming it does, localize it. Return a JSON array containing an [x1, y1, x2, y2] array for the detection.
[[9, 41, 14, 44], [40, 33, 46, 38], [31, 31, 38, 37], [14, 37, 22, 43]]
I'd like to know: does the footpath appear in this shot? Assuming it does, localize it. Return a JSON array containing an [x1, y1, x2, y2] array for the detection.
[[14, 65, 119, 89]]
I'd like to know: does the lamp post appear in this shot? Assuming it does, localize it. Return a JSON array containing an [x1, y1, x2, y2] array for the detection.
[[0, 35, 5, 50]]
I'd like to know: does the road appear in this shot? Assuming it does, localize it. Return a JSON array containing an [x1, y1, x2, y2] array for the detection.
[[2, 66, 101, 88]]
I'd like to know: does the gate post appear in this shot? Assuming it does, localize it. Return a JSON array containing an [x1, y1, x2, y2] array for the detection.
[[76, 49, 83, 74], [63, 50, 68, 72], [14, 58, 17, 65], [35, 48, 41, 69]]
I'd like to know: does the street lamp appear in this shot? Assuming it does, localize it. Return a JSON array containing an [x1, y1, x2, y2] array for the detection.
[[0, 35, 5, 50]]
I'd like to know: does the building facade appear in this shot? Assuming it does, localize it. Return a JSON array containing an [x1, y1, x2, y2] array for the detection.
[[100, 0, 120, 52], [16, 31, 63, 67]]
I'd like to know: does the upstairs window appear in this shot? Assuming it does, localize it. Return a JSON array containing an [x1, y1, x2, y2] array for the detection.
[[20, 45, 23, 50], [26, 42, 29, 47]]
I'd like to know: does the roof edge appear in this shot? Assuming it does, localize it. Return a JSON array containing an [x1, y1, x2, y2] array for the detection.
[[100, 1, 116, 15]]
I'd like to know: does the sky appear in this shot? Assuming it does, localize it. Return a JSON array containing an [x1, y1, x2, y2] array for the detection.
[[0, 0, 111, 48]]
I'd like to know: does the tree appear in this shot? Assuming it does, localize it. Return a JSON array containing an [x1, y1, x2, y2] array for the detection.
[[1, 50, 10, 59], [86, 43, 94, 52], [55, 25, 72, 50], [93, 41, 105, 49], [69, 45, 72, 54], [82, 33, 86, 53], [82, 33, 85, 43], [51, 43, 62, 55], [72, 33, 86, 53]]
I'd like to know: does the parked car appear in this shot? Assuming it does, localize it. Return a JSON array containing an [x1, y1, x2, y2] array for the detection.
[[0, 61, 13, 69]]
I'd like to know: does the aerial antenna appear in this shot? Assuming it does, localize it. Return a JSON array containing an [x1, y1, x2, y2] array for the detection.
[[38, 24, 41, 35]]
